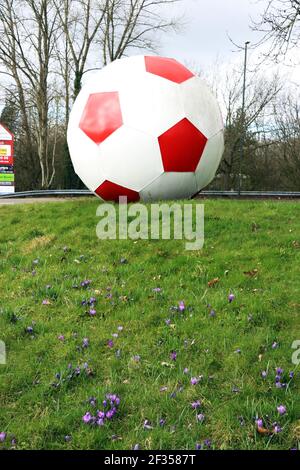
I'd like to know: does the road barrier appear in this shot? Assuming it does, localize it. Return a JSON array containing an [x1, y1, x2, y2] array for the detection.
[[0, 190, 300, 199]]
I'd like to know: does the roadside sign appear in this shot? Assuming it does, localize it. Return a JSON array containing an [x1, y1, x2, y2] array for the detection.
[[0, 123, 14, 194]]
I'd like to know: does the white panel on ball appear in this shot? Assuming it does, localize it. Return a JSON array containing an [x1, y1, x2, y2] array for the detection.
[[119, 73, 185, 137], [141, 172, 198, 201], [195, 131, 224, 189], [99, 125, 164, 192], [87, 56, 146, 94], [67, 129, 106, 191], [181, 77, 223, 139]]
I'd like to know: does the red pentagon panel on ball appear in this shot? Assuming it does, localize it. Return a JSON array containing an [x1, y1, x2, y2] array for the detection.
[[158, 118, 208, 172], [95, 180, 140, 202], [144, 56, 194, 84], [79, 92, 123, 145]]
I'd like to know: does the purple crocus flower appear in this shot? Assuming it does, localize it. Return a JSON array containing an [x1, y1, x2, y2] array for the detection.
[[203, 439, 211, 448], [58, 335, 65, 342], [107, 339, 114, 348], [197, 413, 205, 423], [228, 293, 235, 303], [276, 367, 283, 375], [274, 424, 282, 434], [82, 338, 89, 348], [89, 308, 96, 316], [170, 351, 177, 361], [209, 309, 216, 317], [289, 371, 294, 379], [261, 370, 267, 378], [0, 432, 6, 442], [183, 367, 189, 374], [143, 419, 153, 430], [42, 299, 50, 305], [178, 301, 185, 312], [277, 405, 286, 415], [165, 319, 171, 326], [195, 443, 202, 450], [82, 412, 92, 424], [256, 418, 263, 428], [97, 418, 105, 426], [106, 410, 114, 420], [97, 411, 105, 419], [159, 418, 166, 427], [133, 355, 141, 362], [191, 400, 201, 409], [272, 341, 279, 349], [26, 326, 34, 333], [153, 288, 162, 293], [191, 377, 199, 385], [89, 397, 96, 407]]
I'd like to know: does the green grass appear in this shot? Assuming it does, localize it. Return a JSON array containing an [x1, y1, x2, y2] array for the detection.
[[0, 198, 300, 450]]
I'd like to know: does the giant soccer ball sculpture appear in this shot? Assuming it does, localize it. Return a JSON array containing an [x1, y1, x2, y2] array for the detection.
[[67, 56, 224, 202]]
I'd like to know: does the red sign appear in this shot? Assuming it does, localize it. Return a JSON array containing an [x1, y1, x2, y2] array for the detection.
[[0, 123, 15, 193]]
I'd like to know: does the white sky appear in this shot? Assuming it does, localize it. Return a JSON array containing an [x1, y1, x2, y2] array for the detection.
[[162, 0, 264, 67]]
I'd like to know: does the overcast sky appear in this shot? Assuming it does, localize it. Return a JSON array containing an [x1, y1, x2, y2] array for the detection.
[[160, 0, 300, 88], [162, 0, 265, 67]]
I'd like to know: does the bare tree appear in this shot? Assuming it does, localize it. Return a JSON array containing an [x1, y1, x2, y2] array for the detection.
[[0, 0, 59, 188], [54, 0, 109, 100], [252, 0, 300, 60], [206, 62, 281, 190], [100, 0, 182, 64], [272, 92, 300, 186]]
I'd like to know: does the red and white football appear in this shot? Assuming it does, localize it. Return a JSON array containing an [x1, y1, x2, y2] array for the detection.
[[67, 56, 224, 202]]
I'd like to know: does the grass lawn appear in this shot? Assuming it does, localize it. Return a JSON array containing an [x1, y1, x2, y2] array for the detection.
[[0, 198, 300, 450]]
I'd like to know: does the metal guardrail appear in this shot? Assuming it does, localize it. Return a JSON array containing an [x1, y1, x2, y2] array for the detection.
[[197, 191, 300, 198], [0, 189, 300, 199], [0, 189, 92, 198]]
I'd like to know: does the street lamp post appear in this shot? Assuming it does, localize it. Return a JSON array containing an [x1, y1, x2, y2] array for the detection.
[[238, 41, 250, 196]]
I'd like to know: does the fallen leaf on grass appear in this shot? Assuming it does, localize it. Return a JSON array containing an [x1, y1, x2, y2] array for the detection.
[[257, 425, 272, 436], [244, 269, 258, 277], [208, 278, 220, 287]]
